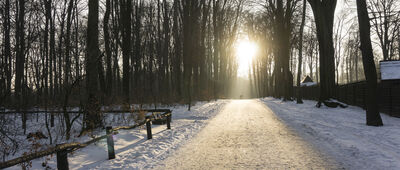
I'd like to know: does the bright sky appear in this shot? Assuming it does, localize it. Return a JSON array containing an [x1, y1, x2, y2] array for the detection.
[[235, 38, 258, 78]]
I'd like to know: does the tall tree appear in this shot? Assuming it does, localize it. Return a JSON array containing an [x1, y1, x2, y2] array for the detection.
[[296, 0, 307, 104], [182, 1, 201, 110], [133, 1, 143, 102], [15, 0, 26, 133], [49, 0, 56, 100], [120, 0, 132, 104], [356, 0, 383, 126], [104, 0, 112, 96], [172, 0, 182, 100], [64, 0, 74, 87], [162, 0, 171, 101], [15, 0, 25, 102], [307, 0, 337, 107], [264, 0, 299, 100], [212, 0, 220, 99], [369, 0, 400, 61], [85, 0, 102, 130], [3, 0, 12, 98], [199, 0, 211, 99]]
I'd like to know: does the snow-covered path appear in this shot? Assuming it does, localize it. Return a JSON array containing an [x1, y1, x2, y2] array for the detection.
[[262, 98, 400, 170], [156, 100, 338, 169]]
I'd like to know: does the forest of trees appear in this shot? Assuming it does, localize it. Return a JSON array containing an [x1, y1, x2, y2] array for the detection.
[[0, 0, 248, 109], [1, 0, 396, 136], [246, 0, 400, 99]]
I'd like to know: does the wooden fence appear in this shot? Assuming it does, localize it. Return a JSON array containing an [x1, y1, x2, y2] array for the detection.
[[296, 80, 400, 117], [0, 109, 172, 170]]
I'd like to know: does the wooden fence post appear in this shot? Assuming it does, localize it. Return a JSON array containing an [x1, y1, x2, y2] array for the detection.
[[56, 145, 69, 170], [106, 126, 115, 159], [167, 113, 171, 129], [146, 118, 152, 139]]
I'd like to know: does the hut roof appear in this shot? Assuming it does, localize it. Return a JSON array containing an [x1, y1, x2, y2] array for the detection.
[[301, 76, 313, 83]]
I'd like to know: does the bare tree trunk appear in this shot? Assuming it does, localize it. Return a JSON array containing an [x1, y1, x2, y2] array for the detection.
[[133, 1, 143, 102], [356, 0, 383, 126], [173, 0, 182, 101], [3, 0, 12, 98], [15, 0, 26, 133], [85, 0, 102, 130], [112, 0, 120, 96], [50, 1, 55, 100], [74, 0, 80, 80], [182, 1, 200, 110], [297, 0, 306, 104], [308, 0, 337, 106], [62, 0, 75, 132], [49, 0, 56, 127], [163, 1, 171, 101], [199, 0, 211, 99], [212, 0, 220, 100], [104, 0, 112, 96], [43, 0, 51, 128], [56, 3, 66, 98], [120, 0, 132, 104], [64, 0, 74, 88], [267, 0, 297, 100]]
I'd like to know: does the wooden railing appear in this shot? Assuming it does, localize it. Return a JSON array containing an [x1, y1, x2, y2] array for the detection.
[[0, 109, 172, 114], [0, 109, 172, 170]]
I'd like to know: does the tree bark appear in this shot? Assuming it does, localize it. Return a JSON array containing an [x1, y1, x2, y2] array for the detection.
[[120, 0, 132, 104], [356, 0, 383, 126], [49, 1, 55, 100], [268, 0, 297, 100], [172, 0, 182, 101], [307, 0, 337, 106], [3, 0, 12, 97], [163, 1, 171, 101], [297, 0, 307, 104], [182, 1, 200, 109], [15, 0, 25, 102], [85, 0, 102, 130], [104, 0, 112, 96], [15, 0, 26, 133], [133, 2, 143, 102], [64, 0, 74, 87]]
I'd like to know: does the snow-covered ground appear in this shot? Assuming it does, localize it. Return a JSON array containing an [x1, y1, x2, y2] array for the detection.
[[261, 98, 400, 170], [154, 100, 338, 169], [4, 100, 228, 170], [3, 98, 400, 169]]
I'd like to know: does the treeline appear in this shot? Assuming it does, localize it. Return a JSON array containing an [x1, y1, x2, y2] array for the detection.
[[245, 0, 385, 125], [0, 0, 245, 109], [246, 0, 400, 99], [0, 0, 393, 130]]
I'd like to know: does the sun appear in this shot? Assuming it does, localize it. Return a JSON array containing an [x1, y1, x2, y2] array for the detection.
[[235, 40, 258, 77]]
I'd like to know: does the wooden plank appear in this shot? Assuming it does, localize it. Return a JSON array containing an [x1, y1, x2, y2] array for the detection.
[[0, 109, 172, 115]]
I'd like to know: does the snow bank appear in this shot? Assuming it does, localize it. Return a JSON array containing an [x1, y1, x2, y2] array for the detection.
[[261, 98, 400, 170]]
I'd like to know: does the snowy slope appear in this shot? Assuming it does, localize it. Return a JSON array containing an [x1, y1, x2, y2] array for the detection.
[[261, 98, 400, 170]]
